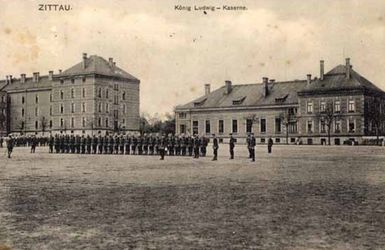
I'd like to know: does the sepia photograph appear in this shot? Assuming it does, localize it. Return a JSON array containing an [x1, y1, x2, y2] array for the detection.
[[1, 0, 385, 249]]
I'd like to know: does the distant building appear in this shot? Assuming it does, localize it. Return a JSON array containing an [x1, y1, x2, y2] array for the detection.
[[0, 53, 140, 136], [175, 58, 385, 145], [0, 81, 9, 136]]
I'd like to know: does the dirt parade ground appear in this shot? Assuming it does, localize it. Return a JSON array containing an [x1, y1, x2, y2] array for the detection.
[[0, 145, 385, 249]]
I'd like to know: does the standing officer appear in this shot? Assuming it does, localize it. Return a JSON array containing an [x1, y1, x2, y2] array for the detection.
[[30, 135, 37, 153], [114, 135, 120, 154], [249, 133, 256, 162], [48, 135, 54, 153], [193, 134, 200, 158], [268, 138, 273, 154], [125, 134, 131, 155], [143, 134, 149, 155], [188, 135, 194, 156], [180, 135, 186, 156], [212, 134, 218, 161], [92, 135, 98, 154], [7, 135, 14, 158], [159, 134, 166, 160], [54, 134, 59, 153], [131, 135, 137, 155], [86, 135, 92, 154], [246, 133, 252, 159], [229, 133, 235, 159]]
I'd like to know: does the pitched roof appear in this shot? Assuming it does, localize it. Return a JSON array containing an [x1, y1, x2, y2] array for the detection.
[[301, 64, 384, 93], [0, 80, 8, 91], [3, 76, 52, 92], [61, 55, 139, 81], [176, 80, 307, 110]]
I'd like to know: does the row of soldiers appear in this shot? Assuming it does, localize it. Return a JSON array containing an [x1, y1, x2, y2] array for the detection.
[[0, 135, 49, 148], [48, 133, 210, 158]]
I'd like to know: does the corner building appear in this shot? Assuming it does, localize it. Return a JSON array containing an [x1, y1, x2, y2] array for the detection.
[[0, 53, 140, 136], [175, 59, 385, 145]]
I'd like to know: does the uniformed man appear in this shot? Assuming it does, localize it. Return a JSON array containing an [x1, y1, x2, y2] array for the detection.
[[143, 134, 149, 155], [168, 134, 175, 156], [125, 134, 131, 155], [70, 135, 75, 153], [48, 135, 54, 153], [193, 134, 200, 158], [249, 133, 256, 162], [75, 135, 81, 154], [60, 134, 65, 153], [268, 138, 273, 154], [81, 135, 86, 154], [7, 135, 14, 158], [246, 133, 252, 159], [159, 134, 166, 160], [131, 135, 137, 155], [92, 135, 98, 154], [54, 134, 59, 153], [98, 135, 104, 154], [120, 135, 125, 154], [104, 134, 109, 154], [86, 135, 92, 154], [201, 135, 208, 157], [180, 135, 186, 156], [175, 135, 181, 156], [114, 135, 120, 154], [155, 135, 160, 155], [212, 134, 218, 161], [188, 135, 194, 156], [30, 135, 37, 153], [149, 134, 154, 155], [229, 133, 235, 159], [109, 135, 114, 154]]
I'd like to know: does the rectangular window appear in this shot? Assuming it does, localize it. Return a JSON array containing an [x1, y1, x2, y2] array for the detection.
[[232, 119, 238, 133], [218, 120, 224, 134], [288, 122, 297, 133], [320, 120, 326, 133], [82, 88, 86, 98], [35, 95, 39, 104], [98, 117, 101, 127], [21, 108, 24, 117], [122, 104, 126, 114], [50, 106, 52, 116], [82, 103, 86, 113], [71, 88, 75, 99], [307, 101, 313, 113], [335, 100, 341, 112], [335, 120, 341, 133], [348, 119, 355, 133], [192, 120, 199, 135], [71, 103, 75, 113], [205, 120, 210, 134], [179, 112, 186, 119], [98, 103, 102, 112], [180, 124, 186, 134], [260, 119, 266, 133], [348, 100, 355, 112], [307, 120, 313, 133], [82, 117, 86, 127], [320, 101, 326, 112], [275, 118, 281, 133], [246, 119, 253, 133], [106, 103, 109, 113], [60, 104, 64, 114], [71, 117, 74, 128], [35, 107, 38, 116]]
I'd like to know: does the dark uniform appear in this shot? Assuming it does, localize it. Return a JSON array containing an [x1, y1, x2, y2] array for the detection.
[[48, 136, 54, 153], [159, 136, 166, 160], [75, 135, 81, 154], [168, 135, 175, 156], [180, 136, 186, 156], [131, 136, 137, 155], [86, 135, 92, 154], [81, 135, 86, 154], [54, 135, 60, 153], [7, 136, 14, 158], [70, 135, 76, 153], [125, 135, 131, 155], [229, 134, 235, 159], [249, 134, 256, 162], [246, 134, 252, 159], [120, 135, 125, 154], [98, 135, 104, 154], [114, 136, 120, 154], [212, 135, 218, 161], [268, 138, 273, 154], [92, 135, 98, 154], [193, 135, 200, 158]]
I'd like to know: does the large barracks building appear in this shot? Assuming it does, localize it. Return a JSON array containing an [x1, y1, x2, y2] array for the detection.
[[0, 53, 140, 136], [175, 59, 385, 145]]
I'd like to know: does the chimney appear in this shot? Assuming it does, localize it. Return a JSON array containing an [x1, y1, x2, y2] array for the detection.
[[320, 60, 324, 80], [108, 57, 114, 68], [9, 75, 13, 83], [20, 74, 26, 83], [269, 79, 275, 83], [5, 75, 9, 84], [58, 69, 62, 74], [82, 53, 87, 69], [204, 84, 211, 95], [307, 74, 312, 85], [225, 80, 232, 94], [345, 58, 351, 79], [33, 72, 40, 82], [48, 70, 54, 81], [262, 77, 269, 97]]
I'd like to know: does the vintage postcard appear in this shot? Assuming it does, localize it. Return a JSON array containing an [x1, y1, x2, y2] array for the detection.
[[1, 0, 385, 249]]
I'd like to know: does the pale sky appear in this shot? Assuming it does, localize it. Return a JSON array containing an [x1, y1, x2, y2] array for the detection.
[[1, 0, 384, 117]]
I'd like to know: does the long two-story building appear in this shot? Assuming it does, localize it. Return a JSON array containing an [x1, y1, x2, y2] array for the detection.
[[175, 58, 385, 145], [0, 53, 140, 136]]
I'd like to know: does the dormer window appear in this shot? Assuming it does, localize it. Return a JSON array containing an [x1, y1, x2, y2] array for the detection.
[[232, 96, 246, 105], [275, 94, 288, 104], [193, 98, 207, 107]]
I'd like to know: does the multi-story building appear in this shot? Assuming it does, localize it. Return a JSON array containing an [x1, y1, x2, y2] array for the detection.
[[1, 53, 140, 136], [175, 58, 385, 145], [0, 81, 9, 136]]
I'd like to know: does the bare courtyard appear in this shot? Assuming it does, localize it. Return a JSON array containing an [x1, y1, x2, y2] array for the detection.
[[0, 145, 385, 249]]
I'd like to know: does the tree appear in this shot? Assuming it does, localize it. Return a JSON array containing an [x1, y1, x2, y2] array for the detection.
[[279, 109, 298, 145], [316, 101, 341, 145], [40, 116, 48, 136], [366, 96, 385, 145]]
